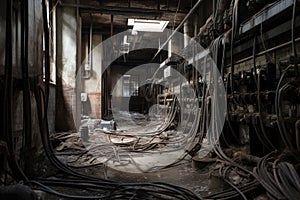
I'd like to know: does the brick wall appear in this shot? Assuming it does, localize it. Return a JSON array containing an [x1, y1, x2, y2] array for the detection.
[[88, 92, 101, 119], [55, 80, 76, 131]]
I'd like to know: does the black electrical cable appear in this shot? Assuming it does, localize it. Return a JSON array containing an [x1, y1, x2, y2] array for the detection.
[[34, 85, 114, 183], [272, 159, 289, 199], [257, 70, 276, 150], [3, 0, 28, 182], [295, 119, 300, 151], [275, 65, 295, 150], [252, 123, 273, 151], [282, 162, 300, 191], [42, 0, 51, 106], [225, 73, 241, 146], [252, 35, 258, 85], [277, 83, 296, 150], [230, 0, 239, 93], [28, 181, 111, 199], [28, 178, 203, 199], [292, 0, 298, 60], [33, 84, 203, 199], [15, 1, 281, 199], [254, 153, 300, 200], [253, 152, 285, 199], [21, 0, 32, 157], [220, 167, 248, 200]]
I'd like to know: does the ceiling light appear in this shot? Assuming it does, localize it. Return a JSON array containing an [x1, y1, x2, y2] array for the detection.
[[127, 19, 169, 32]]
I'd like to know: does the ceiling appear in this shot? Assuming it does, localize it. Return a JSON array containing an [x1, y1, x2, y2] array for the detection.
[[62, 0, 196, 33], [60, 0, 197, 65]]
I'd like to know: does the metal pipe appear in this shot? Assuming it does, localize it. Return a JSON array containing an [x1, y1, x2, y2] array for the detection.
[[183, 21, 190, 48], [4, 0, 28, 182], [23, 0, 32, 150], [89, 14, 93, 75], [75, 0, 82, 129], [168, 39, 172, 58], [42, 0, 50, 107], [234, 37, 300, 65], [152, 0, 204, 60], [51, 2, 57, 84], [157, 0, 160, 11], [110, 14, 113, 37], [62, 3, 187, 15], [295, 119, 300, 151], [3, 0, 13, 143]]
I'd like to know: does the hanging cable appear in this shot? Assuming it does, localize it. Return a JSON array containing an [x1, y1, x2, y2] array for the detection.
[[21, 0, 33, 166], [3, 0, 28, 182], [42, 0, 51, 106], [257, 69, 276, 150], [230, 0, 239, 92], [275, 65, 295, 150], [292, 0, 298, 60]]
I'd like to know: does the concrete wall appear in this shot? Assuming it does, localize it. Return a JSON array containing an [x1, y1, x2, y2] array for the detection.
[[111, 64, 158, 97], [55, 3, 78, 131], [109, 64, 158, 112], [55, 1, 104, 128], [82, 33, 103, 119]]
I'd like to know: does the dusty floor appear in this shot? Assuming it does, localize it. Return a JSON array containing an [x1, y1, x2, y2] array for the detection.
[[43, 159, 227, 199], [43, 112, 251, 199]]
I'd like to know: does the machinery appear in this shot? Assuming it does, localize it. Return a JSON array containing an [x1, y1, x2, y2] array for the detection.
[[1, 0, 300, 199]]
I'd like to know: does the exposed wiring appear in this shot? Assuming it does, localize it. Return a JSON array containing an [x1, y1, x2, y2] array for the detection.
[[260, 23, 274, 62], [292, 0, 298, 60], [254, 152, 300, 199], [230, 0, 239, 91], [173, 0, 181, 30], [3, 0, 29, 182], [257, 69, 276, 150], [275, 65, 295, 150], [43, 0, 51, 106]]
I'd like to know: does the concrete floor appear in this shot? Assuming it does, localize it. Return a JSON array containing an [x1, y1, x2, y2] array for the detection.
[[46, 111, 234, 199], [45, 157, 226, 199]]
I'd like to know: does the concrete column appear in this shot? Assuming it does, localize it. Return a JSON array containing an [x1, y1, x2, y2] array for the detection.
[[184, 19, 193, 48], [84, 34, 102, 119], [56, 4, 78, 131], [168, 39, 172, 58]]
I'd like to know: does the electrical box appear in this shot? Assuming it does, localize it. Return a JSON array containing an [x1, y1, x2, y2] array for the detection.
[[100, 120, 116, 131], [84, 63, 91, 71], [81, 93, 88, 102]]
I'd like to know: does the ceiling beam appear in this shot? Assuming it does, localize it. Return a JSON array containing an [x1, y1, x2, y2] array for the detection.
[[61, 3, 188, 17], [81, 7, 161, 17], [152, 0, 204, 60], [82, 25, 128, 35]]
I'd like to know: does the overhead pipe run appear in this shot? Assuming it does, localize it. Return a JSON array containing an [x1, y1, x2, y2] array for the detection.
[[168, 39, 172, 58], [89, 14, 93, 71], [110, 14, 114, 37], [152, 0, 205, 60], [63, 3, 187, 17]]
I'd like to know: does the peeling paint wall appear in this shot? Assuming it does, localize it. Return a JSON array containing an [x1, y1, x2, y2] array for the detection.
[[82, 33, 103, 118], [55, 3, 78, 131]]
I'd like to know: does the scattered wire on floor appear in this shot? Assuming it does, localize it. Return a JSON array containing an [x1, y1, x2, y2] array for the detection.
[[253, 152, 300, 200]]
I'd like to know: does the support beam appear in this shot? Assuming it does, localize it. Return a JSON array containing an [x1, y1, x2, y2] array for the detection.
[[152, 0, 205, 60], [61, 3, 188, 16], [110, 14, 113, 37]]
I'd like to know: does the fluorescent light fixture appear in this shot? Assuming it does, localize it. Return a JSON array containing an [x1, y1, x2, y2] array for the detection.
[[128, 19, 169, 32]]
